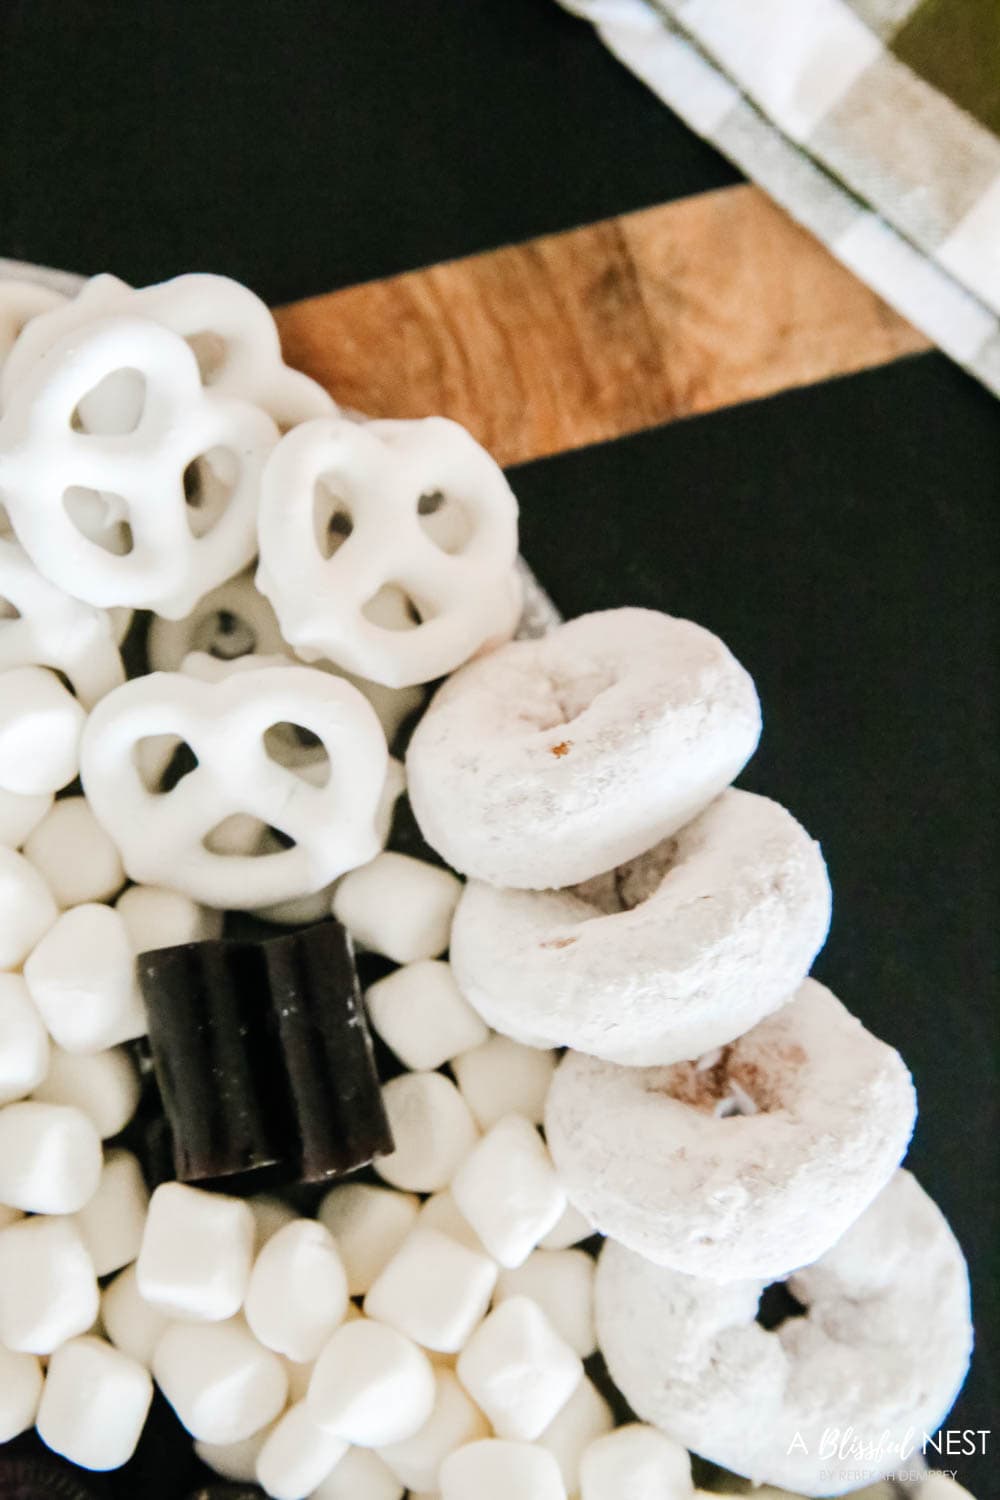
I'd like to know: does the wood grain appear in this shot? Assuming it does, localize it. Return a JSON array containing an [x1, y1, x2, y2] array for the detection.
[[275, 184, 929, 467]]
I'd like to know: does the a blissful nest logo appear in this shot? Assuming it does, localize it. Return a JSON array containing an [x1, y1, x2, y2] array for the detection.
[[786, 1426, 990, 1484]]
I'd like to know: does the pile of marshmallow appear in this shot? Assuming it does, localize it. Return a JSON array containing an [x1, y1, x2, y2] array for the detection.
[[0, 270, 975, 1500]]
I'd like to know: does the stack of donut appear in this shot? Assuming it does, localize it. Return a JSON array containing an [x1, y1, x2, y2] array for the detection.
[[405, 608, 973, 1497]]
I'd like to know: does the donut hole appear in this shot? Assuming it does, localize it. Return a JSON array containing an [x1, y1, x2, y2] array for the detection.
[[572, 838, 681, 916], [191, 607, 257, 661], [183, 448, 239, 539], [755, 1280, 808, 1331], [185, 330, 228, 385], [651, 1047, 769, 1117], [362, 584, 425, 631], [63, 486, 134, 555], [132, 735, 197, 794], [313, 480, 354, 559], [417, 488, 473, 554], [527, 663, 620, 735], [70, 368, 146, 436], [262, 721, 331, 787]]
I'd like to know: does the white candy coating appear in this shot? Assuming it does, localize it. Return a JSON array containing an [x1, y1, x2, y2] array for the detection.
[[595, 1171, 972, 1496], [317, 1182, 421, 1296], [312, 1447, 404, 1500], [452, 1115, 566, 1269], [416, 1191, 487, 1254], [0, 785, 52, 847], [72, 1147, 149, 1276], [153, 1316, 288, 1444], [245, 1218, 349, 1364], [0, 971, 49, 1104], [256, 415, 521, 688], [495, 1249, 596, 1359], [578, 1424, 693, 1500], [453, 1034, 557, 1131], [81, 663, 388, 908], [0, 1215, 99, 1353], [364, 1225, 498, 1354], [406, 608, 761, 889], [31, 1043, 140, 1137], [457, 1296, 583, 1441], [0, 1100, 102, 1213], [0, 1344, 44, 1442], [101, 1263, 174, 1368], [332, 851, 462, 964], [256, 1401, 349, 1500], [0, 278, 67, 365], [116, 882, 224, 951], [37, 1335, 153, 1471], [0, 845, 58, 968], [366, 959, 488, 1071], [440, 1439, 568, 1500], [375, 1072, 479, 1193], [24, 795, 126, 907], [308, 1317, 436, 1447], [137, 1182, 255, 1321], [451, 789, 832, 1066], [546, 978, 917, 1281], [537, 1376, 614, 1496], [25, 902, 147, 1051], [378, 1368, 490, 1492]]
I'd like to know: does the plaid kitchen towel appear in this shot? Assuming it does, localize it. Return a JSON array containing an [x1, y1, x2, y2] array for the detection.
[[560, 0, 1000, 398]]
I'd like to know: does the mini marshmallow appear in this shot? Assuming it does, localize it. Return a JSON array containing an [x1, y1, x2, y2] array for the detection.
[[24, 902, 147, 1052], [0, 971, 49, 1104], [37, 1335, 153, 1471], [0, 1345, 43, 1443], [417, 1190, 487, 1253], [541, 1203, 594, 1252], [115, 882, 223, 952], [249, 1193, 300, 1252], [256, 1401, 349, 1500], [537, 1377, 615, 1497], [332, 852, 461, 963], [31, 1043, 140, 1137], [196, 1425, 274, 1482], [452, 1115, 565, 1269], [440, 1439, 567, 1500], [101, 1263, 173, 1368], [137, 1181, 255, 1321], [495, 1249, 596, 1358], [245, 1218, 349, 1363], [0, 1216, 99, 1353], [24, 795, 126, 907], [578, 1423, 693, 1500], [366, 959, 488, 1071], [453, 1035, 557, 1131], [0, 846, 58, 969], [308, 1317, 436, 1447], [376, 1072, 479, 1193], [0, 785, 52, 847], [317, 1182, 421, 1296], [282, 1354, 317, 1404], [0, 1100, 102, 1212], [378, 1367, 490, 1492], [456, 1297, 583, 1441], [73, 1148, 149, 1277], [0, 666, 86, 795], [312, 1447, 404, 1500], [153, 1317, 289, 1445], [364, 1226, 497, 1353]]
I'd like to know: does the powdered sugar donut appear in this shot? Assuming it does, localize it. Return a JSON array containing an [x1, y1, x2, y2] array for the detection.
[[407, 608, 761, 890], [545, 978, 915, 1281], [450, 788, 831, 1065], [595, 1170, 972, 1496]]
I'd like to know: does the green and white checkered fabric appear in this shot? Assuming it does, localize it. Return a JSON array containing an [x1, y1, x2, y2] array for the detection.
[[561, 0, 1000, 397]]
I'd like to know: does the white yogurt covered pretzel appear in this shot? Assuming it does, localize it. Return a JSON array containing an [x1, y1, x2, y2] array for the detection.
[[450, 789, 831, 1065], [0, 534, 125, 708], [407, 607, 762, 890], [79, 662, 387, 908], [595, 1170, 973, 1496], [0, 280, 68, 368], [255, 415, 522, 688], [0, 316, 278, 617], [1, 271, 334, 429], [545, 978, 916, 1281]]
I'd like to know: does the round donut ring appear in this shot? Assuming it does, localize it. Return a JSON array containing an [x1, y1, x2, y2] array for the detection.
[[595, 1170, 972, 1496], [450, 788, 832, 1065], [544, 978, 916, 1281], [406, 608, 762, 890]]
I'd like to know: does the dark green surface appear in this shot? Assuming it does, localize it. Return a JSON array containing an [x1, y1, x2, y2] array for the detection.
[[893, 0, 1000, 135]]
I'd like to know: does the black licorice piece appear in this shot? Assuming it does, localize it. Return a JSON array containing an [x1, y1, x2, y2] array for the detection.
[[0, 1456, 101, 1500], [139, 919, 391, 1188]]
